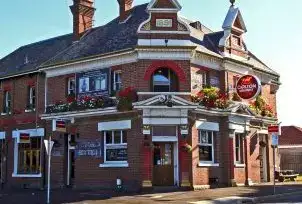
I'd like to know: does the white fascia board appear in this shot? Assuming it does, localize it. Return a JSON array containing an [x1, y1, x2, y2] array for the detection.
[[279, 145, 302, 149], [43, 51, 137, 78], [12, 128, 45, 138], [98, 120, 131, 131], [138, 39, 192, 47], [196, 121, 219, 131]]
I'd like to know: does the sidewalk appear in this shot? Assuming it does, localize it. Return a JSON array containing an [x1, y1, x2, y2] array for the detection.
[[0, 182, 302, 204]]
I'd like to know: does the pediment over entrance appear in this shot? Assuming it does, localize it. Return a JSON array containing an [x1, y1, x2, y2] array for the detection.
[[227, 102, 255, 116], [134, 94, 197, 108]]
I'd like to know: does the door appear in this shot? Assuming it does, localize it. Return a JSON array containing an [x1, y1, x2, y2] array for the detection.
[[260, 146, 268, 182], [153, 143, 174, 186]]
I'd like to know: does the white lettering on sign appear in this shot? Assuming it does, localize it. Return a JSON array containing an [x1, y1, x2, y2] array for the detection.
[[156, 19, 173, 28]]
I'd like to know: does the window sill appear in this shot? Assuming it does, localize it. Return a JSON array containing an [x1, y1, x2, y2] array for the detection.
[[99, 163, 129, 168], [1, 112, 11, 116], [25, 108, 36, 113], [12, 173, 42, 178], [198, 163, 219, 167], [234, 163, 246, 168]]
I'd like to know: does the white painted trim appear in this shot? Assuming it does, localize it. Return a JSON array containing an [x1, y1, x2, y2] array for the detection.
[[147, 0, 182, 11], [144, 117, 187, 125], [152, 136, 178, 142], [0, 71, 38, 80], [98, 120, 131, 131], [279, 145, 302, 149], [42, 51, 137, 77], [234, 163, 246, 168], [137, 92, 191, 96], [41, 107, 117, 120], [12, 173, 42, 178], [196, 121, 219, 131], [193, 185, 210, 190], [236, 183, 245, 187], [99, 163, 129, 168], [0, 132, 5, 139], [198, 163, 219, 167], [12, 128, 45, 138], [138, 39, 192, 47], [257, 129, 268, 134]]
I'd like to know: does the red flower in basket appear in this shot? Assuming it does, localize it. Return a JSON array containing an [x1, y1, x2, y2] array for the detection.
[[67, 95, 76, 103]]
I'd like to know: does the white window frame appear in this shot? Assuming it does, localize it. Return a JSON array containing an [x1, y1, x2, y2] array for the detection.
[[235, 133, 244, 165], [201, 72, 207, 88], [103, 130, 128, 165], [12, 136, 43, 178], [113, 70, 122, 91], [67, 77, 76, 95], [3, 91, 11, 114], [29, 86, 36, 107], [198, 131, 216, 165]]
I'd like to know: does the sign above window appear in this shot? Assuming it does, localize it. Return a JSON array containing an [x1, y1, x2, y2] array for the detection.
[[236, 75, 261, 100], [76, 69, 109, 98], [156, 19, 173, 28]]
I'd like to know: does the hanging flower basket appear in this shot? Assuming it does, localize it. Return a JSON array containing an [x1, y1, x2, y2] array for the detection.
[[181, 143, 192, 153]]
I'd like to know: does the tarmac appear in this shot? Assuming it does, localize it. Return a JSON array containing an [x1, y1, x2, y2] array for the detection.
[[0, 182, 302, 204]]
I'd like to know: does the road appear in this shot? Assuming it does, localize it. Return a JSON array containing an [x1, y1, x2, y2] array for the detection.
[[260, 193, 302, 203]]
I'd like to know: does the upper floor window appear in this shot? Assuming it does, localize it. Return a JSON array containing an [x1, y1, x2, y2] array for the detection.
[[233, 35, 241, 46], [152, 68, 178, 92], [28, 86, 36, 109], [113, 71, 122, 91], [3, 91, 11, 114], [67, 78, 75, 95]]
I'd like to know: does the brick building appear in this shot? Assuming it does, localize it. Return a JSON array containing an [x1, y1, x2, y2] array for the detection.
[[0, 0, 281, 191]]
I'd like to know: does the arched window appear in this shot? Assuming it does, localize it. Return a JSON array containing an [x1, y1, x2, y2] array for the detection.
[[152, 68, 178, 92]]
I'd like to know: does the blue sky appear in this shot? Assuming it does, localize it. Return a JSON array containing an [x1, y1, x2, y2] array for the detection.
[[1, 0, 301, 126]]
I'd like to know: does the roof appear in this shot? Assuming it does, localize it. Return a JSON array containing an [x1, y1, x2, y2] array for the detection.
[[0, 34, 73, 78], [280, 126, 302, 146], [222, 6, 247, 32], [42, 3, 149, 67], [0, 3, 279, 78]]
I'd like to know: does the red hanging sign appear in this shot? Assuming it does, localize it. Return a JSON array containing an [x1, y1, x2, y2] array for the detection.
[[55, 120, 66, 132], [268, 125, 279, 133], [236, 75, 261, 100]]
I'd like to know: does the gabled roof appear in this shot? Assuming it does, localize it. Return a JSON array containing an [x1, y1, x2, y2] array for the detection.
[[0, 34, 73, 79], [147, 0, 182, 11], [222, 6, 247, 32], [280, 126, 302, 146], [42, 3, 149, 67]]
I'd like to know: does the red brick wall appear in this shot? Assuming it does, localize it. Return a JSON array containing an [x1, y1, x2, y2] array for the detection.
[[45, 112, 144, 191]]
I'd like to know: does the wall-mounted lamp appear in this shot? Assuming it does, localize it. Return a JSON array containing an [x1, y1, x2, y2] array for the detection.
[[164, 39, 169, 47]]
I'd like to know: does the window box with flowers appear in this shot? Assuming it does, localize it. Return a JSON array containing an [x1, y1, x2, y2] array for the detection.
[[249, 96, 275, 118], [46, 94, 116, 114], [191, 86, 230, 109], [117, 87, 138, 112]]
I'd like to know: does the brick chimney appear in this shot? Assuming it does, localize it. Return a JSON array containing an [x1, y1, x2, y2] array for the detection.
[[117, 0, 133, 22], [70, 0, 96, 40]]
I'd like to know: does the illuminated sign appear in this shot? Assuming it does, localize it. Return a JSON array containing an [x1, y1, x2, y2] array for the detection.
[[236, 75, 261, 100]]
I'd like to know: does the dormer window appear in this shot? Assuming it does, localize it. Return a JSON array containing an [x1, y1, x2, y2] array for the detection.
[[152, 68, 178, 92], [233, 35, 241, 47]]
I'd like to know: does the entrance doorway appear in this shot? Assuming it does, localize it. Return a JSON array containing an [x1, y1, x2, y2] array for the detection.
[[65, 135, 75, 187], [259, 134, 268, 182], [153, 143, 174, 186]]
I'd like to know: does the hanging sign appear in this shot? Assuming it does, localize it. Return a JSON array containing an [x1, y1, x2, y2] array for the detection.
[[52, 120, 66, 132], [271, 133, 279, 147], [19, 133, 30, 144], [268, 125, 279, 133], [236, 75, 261, 100]]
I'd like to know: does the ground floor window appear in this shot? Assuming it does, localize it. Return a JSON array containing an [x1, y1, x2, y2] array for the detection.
[[104, 130, 127, 163], [235, 133, 244, 164], [198, 131, 216, 163], [16, 137, 41, 174]]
